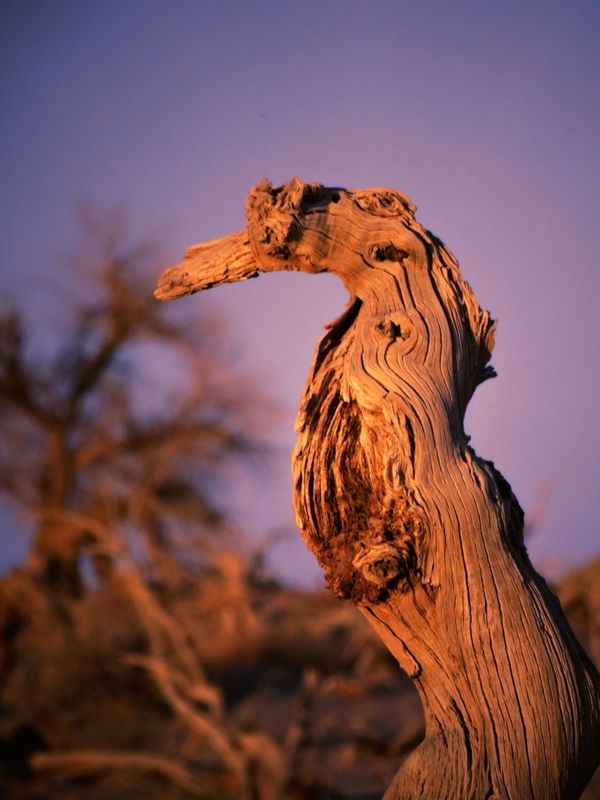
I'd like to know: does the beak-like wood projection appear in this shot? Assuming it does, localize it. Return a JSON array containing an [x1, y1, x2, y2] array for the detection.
[[156, 178, 600, 799]]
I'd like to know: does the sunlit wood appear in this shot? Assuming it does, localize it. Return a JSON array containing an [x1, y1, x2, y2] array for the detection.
[[156, 177, 600, 799]]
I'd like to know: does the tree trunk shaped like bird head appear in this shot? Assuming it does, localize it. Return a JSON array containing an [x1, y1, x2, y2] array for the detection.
[[156, 178, 600, 800]]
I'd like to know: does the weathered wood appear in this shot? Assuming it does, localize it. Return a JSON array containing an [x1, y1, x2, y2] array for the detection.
[[156, 178, 600, 799]]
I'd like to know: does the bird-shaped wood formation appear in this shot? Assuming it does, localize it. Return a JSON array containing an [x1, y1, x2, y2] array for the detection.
[[156, 178, 600, 799]]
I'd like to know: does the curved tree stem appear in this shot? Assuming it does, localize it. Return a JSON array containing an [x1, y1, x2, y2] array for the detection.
[[156, 178, 600, 799]]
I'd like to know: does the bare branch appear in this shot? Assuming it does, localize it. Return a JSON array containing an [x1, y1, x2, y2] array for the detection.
[[30, 749, 207, 794], [156, 177, 600, 799]]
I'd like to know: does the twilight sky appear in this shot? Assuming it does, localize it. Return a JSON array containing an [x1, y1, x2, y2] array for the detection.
[[1, 0, 599, 584]]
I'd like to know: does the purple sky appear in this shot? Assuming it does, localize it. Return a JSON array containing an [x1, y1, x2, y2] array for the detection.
[[1, 0, 599, 584]]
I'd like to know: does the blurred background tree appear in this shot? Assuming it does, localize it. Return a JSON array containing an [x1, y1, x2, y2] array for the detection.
[[0, 218, 280, 798], [0, 213, 263, 598]]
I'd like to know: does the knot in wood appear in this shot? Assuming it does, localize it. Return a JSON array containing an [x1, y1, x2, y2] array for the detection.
[[352, 189, 415, 219], [369, 242, 410, 264], [375, 313, 412, 342], [353, 542, 405, 586], [245, 177, 338, 264]]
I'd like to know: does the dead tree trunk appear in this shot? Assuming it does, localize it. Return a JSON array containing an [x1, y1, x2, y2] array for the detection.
[[155, 178, 600, 799]]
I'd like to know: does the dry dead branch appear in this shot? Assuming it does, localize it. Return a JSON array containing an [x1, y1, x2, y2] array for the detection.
[[30, 749, 206, 793], [156, 177, 600, 799]]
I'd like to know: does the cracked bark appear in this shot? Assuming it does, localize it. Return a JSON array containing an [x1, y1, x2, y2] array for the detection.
[[156, 178, 600, 799]]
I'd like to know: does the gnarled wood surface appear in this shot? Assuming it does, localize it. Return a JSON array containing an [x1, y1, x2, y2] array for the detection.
[[156, 178, 600, 799]]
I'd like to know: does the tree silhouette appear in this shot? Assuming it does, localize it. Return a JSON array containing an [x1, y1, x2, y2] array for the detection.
[[0, 218, 263, 598]]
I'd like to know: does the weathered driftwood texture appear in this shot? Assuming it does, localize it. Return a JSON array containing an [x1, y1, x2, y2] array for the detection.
[[156, 179, 600, 799]]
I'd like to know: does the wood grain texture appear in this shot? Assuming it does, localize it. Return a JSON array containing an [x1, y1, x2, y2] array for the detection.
[[156, 178, 600, 799]]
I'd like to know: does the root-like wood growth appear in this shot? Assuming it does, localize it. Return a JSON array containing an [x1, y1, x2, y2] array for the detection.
[[156, 178, 600, 799]]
